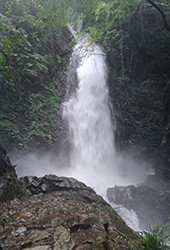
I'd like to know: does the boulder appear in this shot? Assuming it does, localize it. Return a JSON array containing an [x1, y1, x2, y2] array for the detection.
[[19, 175, 106, 204], [107, 184, 170, 229], [0, 147, 27, 201]]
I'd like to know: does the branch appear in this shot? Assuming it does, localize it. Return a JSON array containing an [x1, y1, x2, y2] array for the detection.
[[144, 0, 170, 32]]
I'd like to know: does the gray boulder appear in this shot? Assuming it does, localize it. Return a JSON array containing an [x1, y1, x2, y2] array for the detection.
[[19, 174, 106, 205], [0, 147, 27, 201], [107, 184, 170, 229]]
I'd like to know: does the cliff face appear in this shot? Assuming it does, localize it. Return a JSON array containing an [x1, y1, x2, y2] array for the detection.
[[0, 151, 141, 250], [107, 183, 170, 229]]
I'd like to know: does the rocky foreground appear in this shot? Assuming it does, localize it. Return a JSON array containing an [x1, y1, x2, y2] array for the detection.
[[0, 148, 143, 250]]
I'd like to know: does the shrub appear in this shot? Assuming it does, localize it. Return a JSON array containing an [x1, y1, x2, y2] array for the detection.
[[138, 220, 170, 250]]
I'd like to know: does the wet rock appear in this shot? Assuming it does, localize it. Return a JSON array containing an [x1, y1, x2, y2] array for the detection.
[[72, 224, 106, 248], [26, 230, 50, 242], [79, 213, 98, 226], [107, 185, 170, 228], [0, 147, 27, 201], [20, 229, 51, 249], [51, 217, 62, 228], [1, 190, 140, 249], [53, 226, 75, 250], [20, 175, 106, 205], [24, 246, 52, 250], [11, 226, 27, 236]]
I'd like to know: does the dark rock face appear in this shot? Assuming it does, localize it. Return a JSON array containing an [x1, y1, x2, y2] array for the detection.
[[0, 147, 27, 201], [107, 184, 170, 229]]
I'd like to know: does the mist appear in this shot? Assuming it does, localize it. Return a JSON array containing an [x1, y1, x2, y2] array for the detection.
[[11, 148, 148, 197], [11, 31, 149, 197]]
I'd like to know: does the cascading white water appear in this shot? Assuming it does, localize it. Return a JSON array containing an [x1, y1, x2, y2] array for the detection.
[[63, 34, 118, 193], [62, 31, 141, 231], [13, 28, 141, 231]]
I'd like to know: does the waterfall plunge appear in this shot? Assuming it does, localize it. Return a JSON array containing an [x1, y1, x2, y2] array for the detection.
[[63, 37, 118, 194], [62, 36, 140, 230]]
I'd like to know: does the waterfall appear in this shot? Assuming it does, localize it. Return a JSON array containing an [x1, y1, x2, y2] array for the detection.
[[62, 30, 141, 231], [63, 33, 117, 193], [13, 27, 141, 231]]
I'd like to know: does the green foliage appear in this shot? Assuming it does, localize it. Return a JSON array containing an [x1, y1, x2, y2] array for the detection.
[[83, 0, 139, 53], [27, 85, 59, 144], [75, 0, 170, 77], [1, 0, 71, 150], [38, 0, 100, 27], [100, 205, 121, 219], [17, 52, 53, 79], [1, 113, 23, 148], [138, 221, 170, 249], [114, 75, 164, 145], [1, 0, 170, 151], [95, 0, 138, 26]]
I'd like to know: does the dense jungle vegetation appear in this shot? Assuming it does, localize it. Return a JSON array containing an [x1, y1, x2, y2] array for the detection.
[[1, 0, 170, 176]]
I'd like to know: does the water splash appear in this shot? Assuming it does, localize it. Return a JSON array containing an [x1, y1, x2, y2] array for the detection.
[[111, 203, 140, 231]]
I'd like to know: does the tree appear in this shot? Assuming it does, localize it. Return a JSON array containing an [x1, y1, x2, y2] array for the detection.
[[0, 0, 71, 150]]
